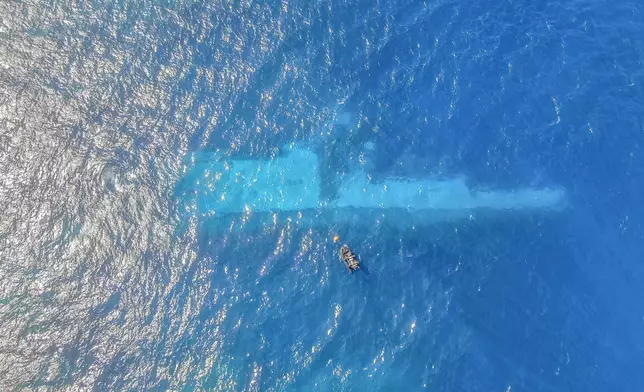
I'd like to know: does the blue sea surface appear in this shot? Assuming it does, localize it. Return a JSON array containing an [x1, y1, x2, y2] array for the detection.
[[1, 0, 643, 390]]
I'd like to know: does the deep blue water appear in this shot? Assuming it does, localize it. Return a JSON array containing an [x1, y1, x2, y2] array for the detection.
[[1, 0, 644, 390]]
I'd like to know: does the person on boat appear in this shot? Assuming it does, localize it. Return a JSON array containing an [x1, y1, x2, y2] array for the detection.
[[339, 244, 360, 273]]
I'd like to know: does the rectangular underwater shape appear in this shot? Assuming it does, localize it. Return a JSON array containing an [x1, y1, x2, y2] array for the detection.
[[176, 145, 566, 227]]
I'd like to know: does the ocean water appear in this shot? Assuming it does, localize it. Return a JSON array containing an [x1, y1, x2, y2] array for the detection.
[[1, 0, 643, 390]]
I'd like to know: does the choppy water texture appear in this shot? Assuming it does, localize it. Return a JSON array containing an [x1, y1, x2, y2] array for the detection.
[[1, 0, 644, 390]]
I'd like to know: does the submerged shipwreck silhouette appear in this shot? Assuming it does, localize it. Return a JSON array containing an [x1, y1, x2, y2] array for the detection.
[[176, 144, 566, 229]]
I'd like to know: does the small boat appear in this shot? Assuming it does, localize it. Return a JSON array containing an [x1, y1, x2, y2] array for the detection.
[[339, 244, 360, 273]]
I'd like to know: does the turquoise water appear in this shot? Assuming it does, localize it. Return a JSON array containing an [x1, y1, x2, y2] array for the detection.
[[1, 0, 643, 390]]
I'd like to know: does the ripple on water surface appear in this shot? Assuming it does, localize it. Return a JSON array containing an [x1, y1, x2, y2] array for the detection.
[[1, 0, 644, 391]]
